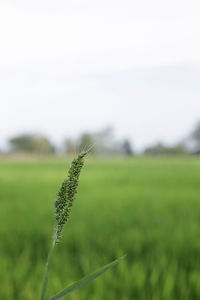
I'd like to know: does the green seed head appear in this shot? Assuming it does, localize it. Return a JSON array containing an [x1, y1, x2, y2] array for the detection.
[[54, 151, 87, 243]]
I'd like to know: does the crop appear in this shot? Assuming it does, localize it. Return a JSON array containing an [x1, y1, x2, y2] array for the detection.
[[40, 152, 125, 300], [1, 157, 200, 299]]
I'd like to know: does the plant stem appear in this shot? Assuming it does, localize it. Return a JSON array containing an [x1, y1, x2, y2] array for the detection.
[[40, 236, 56, 300]]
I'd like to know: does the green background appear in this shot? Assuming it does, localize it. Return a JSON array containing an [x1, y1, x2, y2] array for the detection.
[[1, 157, 200, 299]]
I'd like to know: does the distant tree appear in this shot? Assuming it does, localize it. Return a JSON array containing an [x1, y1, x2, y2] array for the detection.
[[78, 133, 95, 153], [9, 134, 55, 155], [189, 121, 200, 153], [121, 139, 134, 156], [65, 138, 77, 155], [76, 127, 118, 155], [94, 127, 119, 155], [144, 142, 185, 156]]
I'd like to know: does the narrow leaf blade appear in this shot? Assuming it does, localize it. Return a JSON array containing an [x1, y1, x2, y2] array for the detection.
[[48, 255, 126, 300]]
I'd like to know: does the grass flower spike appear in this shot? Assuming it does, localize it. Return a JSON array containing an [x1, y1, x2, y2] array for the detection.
[[55, 151, 87, 243]]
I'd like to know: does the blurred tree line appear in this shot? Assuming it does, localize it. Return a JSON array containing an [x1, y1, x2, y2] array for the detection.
[[2, 121, 200, 157], [9, 134, 55, 155], [6, 127, 134, 156], [65, 127, 133, 156], [144, 121, 200, 156]]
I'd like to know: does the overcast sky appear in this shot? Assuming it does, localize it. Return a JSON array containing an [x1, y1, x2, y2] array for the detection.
[[1, 0, 200, 151]]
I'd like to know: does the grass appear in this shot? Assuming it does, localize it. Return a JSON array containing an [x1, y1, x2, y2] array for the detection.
[[1, 156, 200, 299]]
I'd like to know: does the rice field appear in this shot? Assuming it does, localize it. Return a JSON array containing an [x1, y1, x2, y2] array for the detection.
[[1, 156, 200, 300]]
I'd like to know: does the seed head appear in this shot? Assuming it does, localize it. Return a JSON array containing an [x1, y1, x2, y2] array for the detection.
[[54, 151, 87, 243]]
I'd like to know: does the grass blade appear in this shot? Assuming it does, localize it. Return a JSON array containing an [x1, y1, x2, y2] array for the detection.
[[48, 255, 127, 300]]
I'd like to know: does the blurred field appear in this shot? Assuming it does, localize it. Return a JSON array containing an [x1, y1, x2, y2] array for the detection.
[[1, 156, 200, 300]]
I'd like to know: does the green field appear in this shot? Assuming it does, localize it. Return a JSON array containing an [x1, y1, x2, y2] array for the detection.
[[1, 157, 200, 300]]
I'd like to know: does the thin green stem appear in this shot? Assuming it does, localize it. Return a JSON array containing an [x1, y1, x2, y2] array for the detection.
[[40, 235, 56, 300]]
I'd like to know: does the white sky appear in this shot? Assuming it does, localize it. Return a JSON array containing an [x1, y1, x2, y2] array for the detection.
[[1, 0, 200, 151]]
